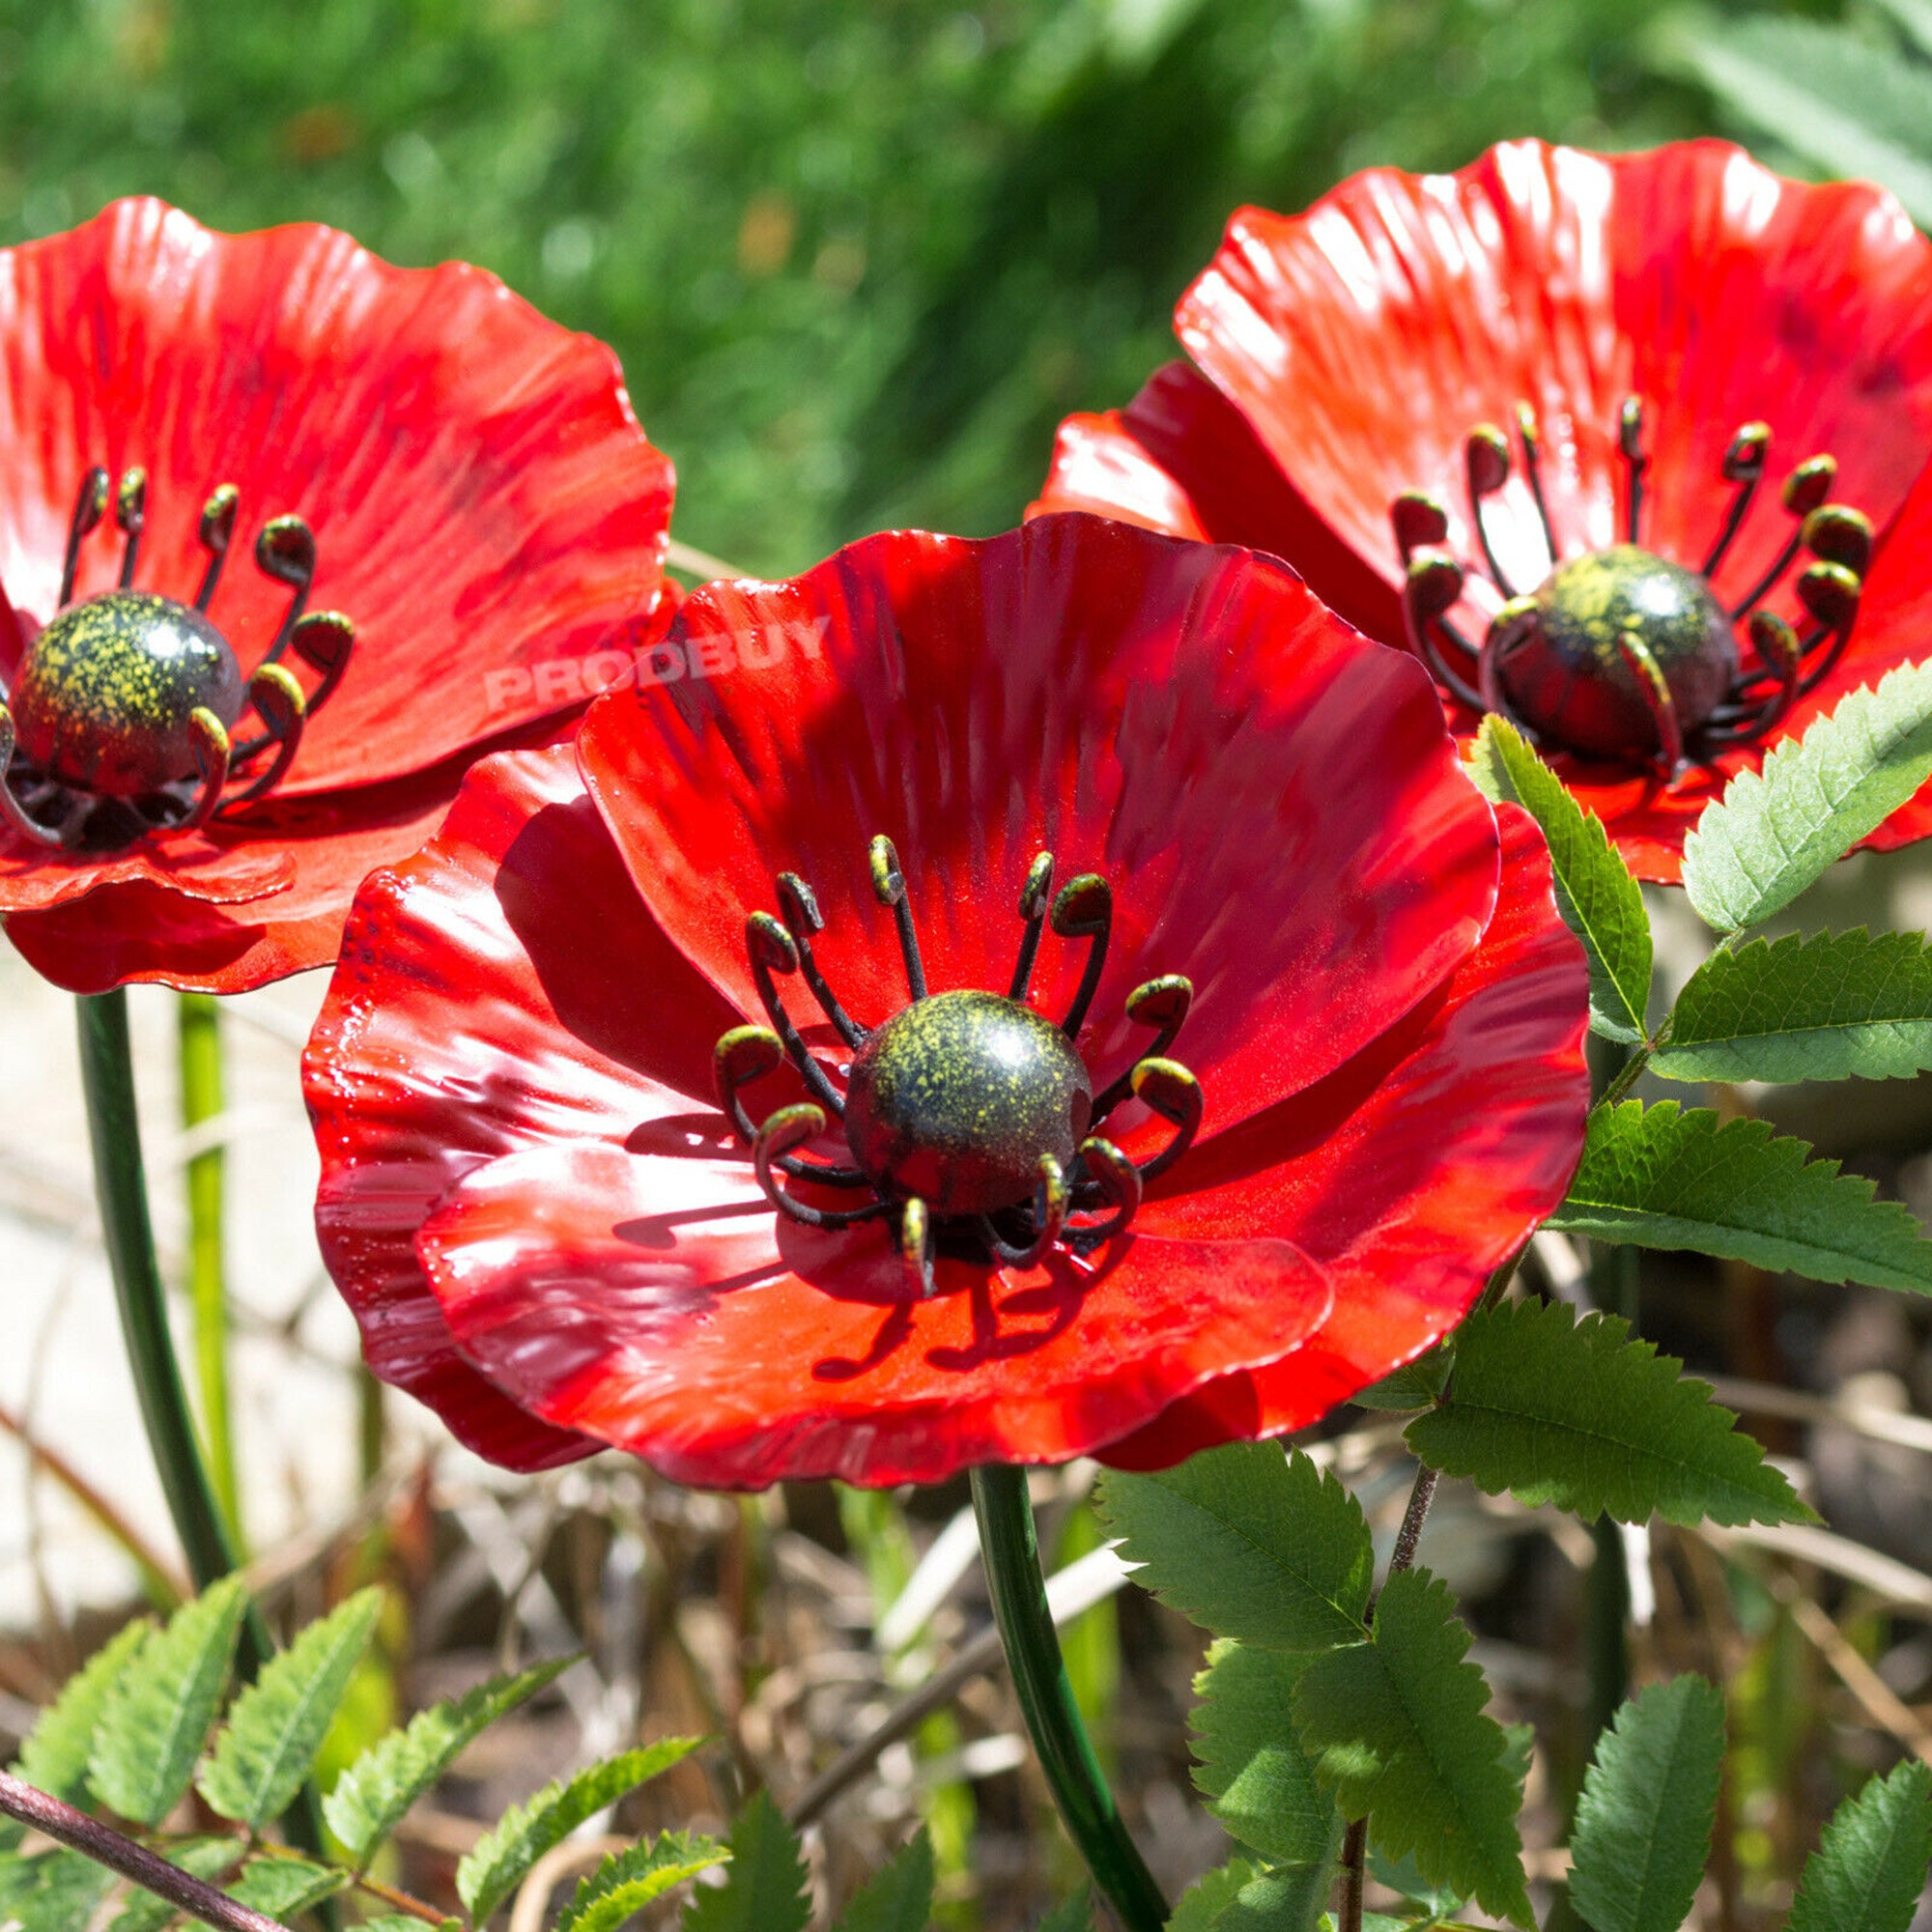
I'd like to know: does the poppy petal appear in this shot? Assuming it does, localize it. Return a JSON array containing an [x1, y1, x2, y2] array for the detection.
[[575, 515, 1499, 1142], [1103, 800, 1589, 1465]]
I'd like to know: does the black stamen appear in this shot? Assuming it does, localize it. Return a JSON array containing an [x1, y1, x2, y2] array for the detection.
[[747, 911, 847, 1117], [1128, 1059, 1202, 1185], [194, 486, 239, 612], [255, 516, 316, 664], [1515, 403, 1559, 570], [869, 834, 927, 1001], [899, 1199, 936, 1298], [1093, 976, 1192, 1122], [115, 469, 147, 590], [1619, 396, 1646, 546], [1050, 874, 1110, 1039], [753, 1105, 889, 1228], [778, 871, 868, 1048], [1008, 850, 1055, 1002], [1700, 421, 1770, 580], [1464, 423, 1518, 597], [1070, 1136, 1140, 1244], [977, 1154, 1068, 1268], [60, 468, 108, 609]]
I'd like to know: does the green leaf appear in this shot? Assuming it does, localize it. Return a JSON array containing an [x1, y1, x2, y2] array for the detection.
[[0, 1850, 113, 1932], [1293, 1570, 1531, 1927], [1404, 1298, 1812, 1526], [224, 1856, 348, 1920], [1652, 14, 1932, 228], [5, 1619, 154, 1844], [458, 1736, 700, 1922], [89, 1577, 247, 1829], [1167, 1856, 1329, 1931], [1351, 1346, 1453, 1413], [1568, 1677, 1725, 1932], [1549, 1100, 1932, 1292], [1788, 1759, 1932, 1932], [198, 1587, 383, 1831], [1095, 1445, 1372, 1652], [1192, 1642, 1340, 1869], [1681, 660, 1932, 933], [322, 1654, 573, 1866], [1654, 929, 1932, 1085], [1365, 1845, 1462, 1923], [563, 1836, 727, 1932], [106, 1837, 242, 1932], [681, 1792, 808, 1932], [1470, 716, 1652, 1042], [831, 1828, 933, 1932]]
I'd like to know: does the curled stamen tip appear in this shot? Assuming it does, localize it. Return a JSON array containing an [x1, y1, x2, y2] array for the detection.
[[868, 833, 905, 906], [754, 1102, 827, 1163], [1487, 593, 1541, 650], [1049, 872, 1110, 936], [247, 662, 305, 733], [1017, 849, 1055, 919], [200, 484, 240, 553], [115, 467, 148, 530], [256, 514, 317, 586], [1803, 504, 1874, 577], [747, 908, 801, 973], [1077, 1134, 1142, 1234], [1513, 401, 1542, 443], [1405, 548, 1464, 622], [188, 706, 231, 770], [1721, 421, 1772, 481], [75, 467, 109, 531], [1798, 560, 1861, 629], [1465, 424, 1511, 496], [1129, 1055, 1201, 1121], [1125, 974, 1192, 1029], [1747, 609, 1802, 671], [776, 870, 824, 937], [291, 611, 355, 669], [898, 1197, 934, 1296], [714, 1024, 785, 1100], [1618, 396, 1645, 457], [1390, 491, 1449, 558], [1783, 456, 1837, 517]]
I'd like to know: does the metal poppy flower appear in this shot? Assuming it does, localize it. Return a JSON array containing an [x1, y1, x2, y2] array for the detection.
[[1035, 140, 1932, 880], [0, 197, 675, 991], [303, 514, 1590, 1486]]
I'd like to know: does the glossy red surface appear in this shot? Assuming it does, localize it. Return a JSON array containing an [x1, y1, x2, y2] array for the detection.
[[306, 518, 1591, 1486], [0, 198, 674, 988], [1035, 141, 1932, 879]]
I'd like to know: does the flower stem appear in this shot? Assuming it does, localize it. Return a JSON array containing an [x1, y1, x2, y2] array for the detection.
[[0, 1768, 280, 1932], [178, 992, 242, 1547], [969, 1464, 1166, 1932]]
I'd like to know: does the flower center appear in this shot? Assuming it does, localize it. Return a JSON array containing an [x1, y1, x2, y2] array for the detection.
[[843, 989, 1094, 1215], [0, 466, 356, 852], [1391, 400, 1871, 779], [713, 838, 1200, 1294]]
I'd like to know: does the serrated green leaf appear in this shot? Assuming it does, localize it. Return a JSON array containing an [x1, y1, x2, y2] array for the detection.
[[563, 1835, 726, 1932], [1293, 1570, 1531, 1927], [1351, 1346, 1453, 1413], [1405, 1298, 1811, 1526], [1788, 1759, 1932, 1932], [681, 1793, 806, 1932], [1569, 1677, 1724, 1932], [1655, 928, 1932, 1085], [1192, 1642, 1340, 1869], [458, 1736, 700, 1921], [198, 1587, 382, 1831], [1167, 1856, 1327, 1931], [1653, 14, 1932, 227], [1033, 1893, 1094, 1932], [89, 1577, 247, 1829], [1096, 1445, 1372, 1652], [106, 1837, 242, 1932], [1470, 716, 1652, 1042], [322, 1655, 573, 1867], [4, 1620, 154, 1846], [1365, 1844, 1462, 1922], [1549, 1100, 1932, 1292], [225, 1856, 348, 1920], [1681, 661, 1932, 933], [0, 1850, 112, 1932], [831, 1827, 933, 1932]]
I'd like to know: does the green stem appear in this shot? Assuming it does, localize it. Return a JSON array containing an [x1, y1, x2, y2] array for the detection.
[[178, 992, 242, 1546], [970, 1464, 1166, 1932]]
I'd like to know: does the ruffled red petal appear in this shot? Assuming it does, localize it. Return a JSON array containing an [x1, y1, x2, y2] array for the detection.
[[575, 515, 1499, 1146], [0, 198, 674, 794], [1103, 802, 1589, 1463], [1177, 141, 1932, 633]]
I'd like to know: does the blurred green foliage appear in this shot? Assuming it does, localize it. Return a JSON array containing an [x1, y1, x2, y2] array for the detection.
[[0, 0, 1811, 577]]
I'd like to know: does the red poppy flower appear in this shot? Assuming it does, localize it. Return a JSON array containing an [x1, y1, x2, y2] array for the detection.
[[1035, 140, 1932, 880], [0, 197, 675, 992], [303, 514, 1589, 1486]]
